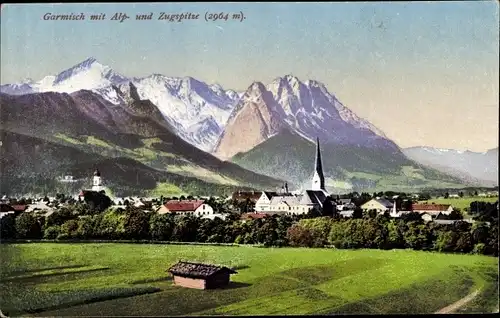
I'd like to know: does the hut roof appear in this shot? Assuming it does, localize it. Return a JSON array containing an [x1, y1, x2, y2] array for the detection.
[[168, 261, 237, 279]]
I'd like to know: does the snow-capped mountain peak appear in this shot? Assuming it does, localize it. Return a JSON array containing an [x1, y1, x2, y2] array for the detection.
[[0, 57, 128, 95], [49, 57, 127, 92], [105, 74, 241, 152], [265, 75, 389, 140], [213, 74, 398, 159], [1, 60, 395, 156]]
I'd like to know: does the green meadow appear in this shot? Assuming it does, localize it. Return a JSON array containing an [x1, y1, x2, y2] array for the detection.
[[419, 196, 498, 212], [1, 243, 498, 316]]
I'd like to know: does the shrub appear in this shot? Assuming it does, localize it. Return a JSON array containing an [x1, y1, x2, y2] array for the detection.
[[434, 230, 457, 252], [123, 209, 150, 240], [60, 220, 79, 239], [77, 215, 99, 239], [15, 213, 42, 239], [234, 234, 244, 244], [0, 213, 17, 239], [286, 224, 314, 247], [472, 243, 487, 255], [43, 225, 61, 239]]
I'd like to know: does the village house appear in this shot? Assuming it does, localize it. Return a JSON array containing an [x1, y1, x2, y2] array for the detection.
[[157, 199, 224, 219], [411, 203, 453, 215], [433, 218, 476, 225], [339, 210, 354, 218], [0, 203, 26, 219], [168, 261, 237, 290], [254, 190, 327, 216], [420, 212, 434, 222], [133, 198, 154, 210], [25, 201, 55, 215], [254, 191, 280, 213], [361, 198, 394, 213], [59, 175, 78, 183], [334, 198, 356, 211], [231, 191, 261, 203], [0, 195, 10, 204], [113, 197, 125, 205]]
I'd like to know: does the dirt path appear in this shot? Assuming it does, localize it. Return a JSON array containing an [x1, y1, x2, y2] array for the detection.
[[435, 289, 481, 314]]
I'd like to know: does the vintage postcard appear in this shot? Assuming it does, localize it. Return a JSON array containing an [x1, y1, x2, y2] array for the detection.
[[0, 1, 498, 316]]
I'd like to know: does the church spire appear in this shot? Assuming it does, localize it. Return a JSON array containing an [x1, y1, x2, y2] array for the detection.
[[311, 137, 325, 191]]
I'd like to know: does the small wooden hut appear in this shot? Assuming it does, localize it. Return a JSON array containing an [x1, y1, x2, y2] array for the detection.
[[168, 261, 237, 290]]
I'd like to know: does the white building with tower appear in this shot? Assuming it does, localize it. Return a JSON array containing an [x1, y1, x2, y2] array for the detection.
[[79, 168, 107, 198], [254, 138, 329, 215], [91, 169, 104, 192]]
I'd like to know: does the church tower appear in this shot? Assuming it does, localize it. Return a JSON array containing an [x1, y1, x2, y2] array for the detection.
[[311, 137, 326, 191], [91, 169, 103, 192]]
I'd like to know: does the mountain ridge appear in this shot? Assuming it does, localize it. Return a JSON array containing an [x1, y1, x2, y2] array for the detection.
[[0, 129, 260, 197], [1, 58, 240, 152], [403, 146, 498, 185], [231, 130, 467, 193], [1, 57, 489, 191], [213, 75, 400, 159], [1, 58, 397, 156], [0, 88, 285, 196]]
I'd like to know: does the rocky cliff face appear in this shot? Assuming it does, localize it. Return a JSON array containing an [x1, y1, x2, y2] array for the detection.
[[213, 82, 284, 160], [213, 75, 400, 160]]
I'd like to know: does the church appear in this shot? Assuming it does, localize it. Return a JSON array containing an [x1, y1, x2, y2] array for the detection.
[[254, 138, 329, 215], [79, 169, 106, 197]]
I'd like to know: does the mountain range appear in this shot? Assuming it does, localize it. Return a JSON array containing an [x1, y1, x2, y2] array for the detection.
[[1, 57, 240, 153], [0, 81, 282, 196], [402, 147, 498, 186], [1, 57, 492, 196]]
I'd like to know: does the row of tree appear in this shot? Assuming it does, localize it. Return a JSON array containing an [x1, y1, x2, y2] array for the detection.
[[286, 216, 498, 256], [1, 205, 497, 257]]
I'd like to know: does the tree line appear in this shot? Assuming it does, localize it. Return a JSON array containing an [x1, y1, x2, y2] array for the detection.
[[1, 202, 497, 257]]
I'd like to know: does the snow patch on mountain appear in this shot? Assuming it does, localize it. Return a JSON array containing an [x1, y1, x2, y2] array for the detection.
[[118, 75, 239, 152]]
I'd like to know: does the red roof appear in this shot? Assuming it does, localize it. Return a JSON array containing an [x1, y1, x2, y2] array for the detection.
[[240, 213, 268, 220], [165, 200, 205, 212], [10, 205, 27, 212], [411, 204, 451, 212]]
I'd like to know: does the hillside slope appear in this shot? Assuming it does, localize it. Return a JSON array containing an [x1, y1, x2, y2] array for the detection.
[[0, 130, 257, 197], [232, 130, 466, 192], [0, 88, 283, 196]]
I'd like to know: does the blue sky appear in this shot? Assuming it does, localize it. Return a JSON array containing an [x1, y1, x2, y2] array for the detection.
[[1, 2, 498, 151]]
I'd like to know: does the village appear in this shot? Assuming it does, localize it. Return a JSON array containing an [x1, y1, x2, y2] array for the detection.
[[1, 139, 498, 226]]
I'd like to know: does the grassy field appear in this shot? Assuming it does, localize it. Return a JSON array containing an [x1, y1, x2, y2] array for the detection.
[[1, 243, 498, 316], [148, 182, 186, 197], [419, 196, 498, 212]]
